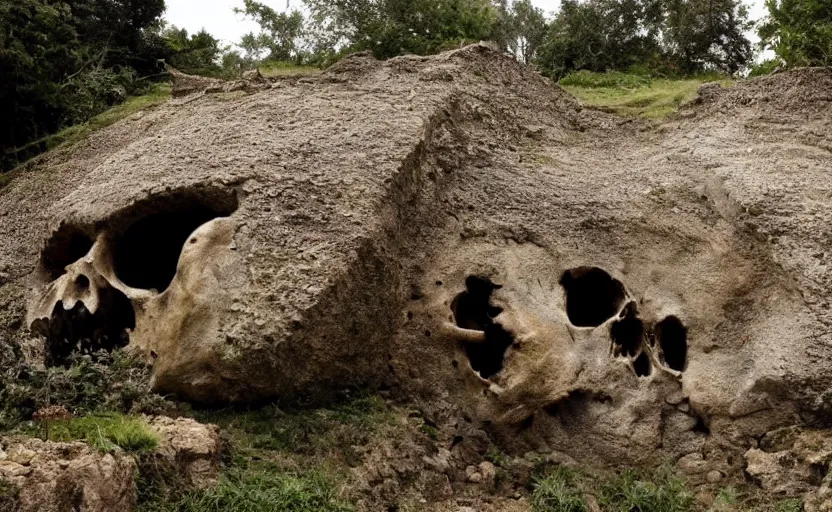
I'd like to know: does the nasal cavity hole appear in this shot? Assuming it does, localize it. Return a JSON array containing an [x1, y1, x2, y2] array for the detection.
[[633, 351, 652, 377], [74, 275, 90, 291], [41, 227, 94, 280], [112, 190, 238, 292], [656, 316, 688, 372], [560, 267, 627, 327], [451, 275, 513, 380], [610, 302, 643, 357]]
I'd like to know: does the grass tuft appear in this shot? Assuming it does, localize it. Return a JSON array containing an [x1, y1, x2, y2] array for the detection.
[[48, 413, 158, 454], [599, 468, 693, 512], [140, 470, 354, 512], [532, 467, 588, 512]]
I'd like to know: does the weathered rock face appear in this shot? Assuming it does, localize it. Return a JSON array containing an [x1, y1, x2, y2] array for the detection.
[[1, 46, 831, 481], [145, 416, 221, 490], [0, 438, 136, 512]]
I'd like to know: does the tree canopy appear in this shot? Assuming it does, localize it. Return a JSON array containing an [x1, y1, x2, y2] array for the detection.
[[759, 0, 832, 66]]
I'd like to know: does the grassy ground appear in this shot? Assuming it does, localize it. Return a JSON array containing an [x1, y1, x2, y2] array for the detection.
[[258, 61, 322, 78], [137, 394, 392, 511], [559, 70, 733, 119], [0, 83, 171, 191], [531, 465, 803, 512]]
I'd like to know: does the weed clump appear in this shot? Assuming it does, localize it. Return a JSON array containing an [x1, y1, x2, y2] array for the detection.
[[0, 348, 172, 431], [48, 413, 159, 454], [139, 470, 354, 512], [532, 467, 588, 512]]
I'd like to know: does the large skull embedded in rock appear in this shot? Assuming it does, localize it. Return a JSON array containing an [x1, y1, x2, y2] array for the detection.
[[29, 190, 239, 374], [8, 47, 832, 474]]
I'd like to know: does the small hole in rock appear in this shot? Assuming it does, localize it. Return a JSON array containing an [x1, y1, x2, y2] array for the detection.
[[633, 352, 652, 377], [41, 227, 94, 280], [693, 415, 710, 435], [560, 267, 627, 327], [656, 316, 688, 372], [451, 276, 513, 379], [452, 360, 459, 368], [113, 190, 238, 292], [74, 275, 90, 291], [424, 330, 431, 337], [611, 304, 643, 357]]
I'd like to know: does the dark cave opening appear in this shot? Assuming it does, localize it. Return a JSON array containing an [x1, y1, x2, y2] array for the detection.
[[611, 303, 644, 357], [633, 351, 652, 377], [35, 287, 136, 367], [656, 316, 688, 372], [113, 196, 237, 292], [451, 275, 513, 379], [41, 227, 95, 280], [560, 267, 627, 327]]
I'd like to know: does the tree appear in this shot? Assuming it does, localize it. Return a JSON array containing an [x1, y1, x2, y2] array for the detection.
[[0, 0, 167, 170], [662, 0, 753, 73], [234, 0, 305, 63], [758, 0, 832, 66], [535, 0, 751, 78], [505, 0, 548, 64], [162, 26, 225, 77], [303, 0, 499, 60]]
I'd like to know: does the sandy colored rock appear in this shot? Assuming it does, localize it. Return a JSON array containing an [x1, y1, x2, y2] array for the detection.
[[145, 415, 221, 490], [0, 437, 136, 512], [0, 45, 830, 486]]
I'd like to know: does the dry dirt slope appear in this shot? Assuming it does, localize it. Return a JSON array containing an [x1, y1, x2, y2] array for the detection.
[[0, 46, 830, 509]]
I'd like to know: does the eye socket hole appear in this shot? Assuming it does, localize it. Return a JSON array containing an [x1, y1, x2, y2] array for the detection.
[[41, 227, 94, 280], [656, 316, 688, 372], [112, 192, 238, 292], [560, 267, 627, 327]]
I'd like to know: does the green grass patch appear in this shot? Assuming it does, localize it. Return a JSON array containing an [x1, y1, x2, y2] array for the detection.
[[193, 394, 389, 463], [532, 467, 588, 512], [559, 70, 733, 119], [532, 465, 694, 512], [258, 61, 321, 78], [140, 470, 353, 512], [0, 83, 171, 190], [48, 413, 158, 454], [599, 468, 693, 512]]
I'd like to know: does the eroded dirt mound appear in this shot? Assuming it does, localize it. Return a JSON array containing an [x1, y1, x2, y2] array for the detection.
[[1, 45, 831, 507]]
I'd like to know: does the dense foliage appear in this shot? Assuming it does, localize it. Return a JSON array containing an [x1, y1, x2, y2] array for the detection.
[[535, 0, 752, 78], [759, 0, 832, 66], [0, 0, 167, 170]]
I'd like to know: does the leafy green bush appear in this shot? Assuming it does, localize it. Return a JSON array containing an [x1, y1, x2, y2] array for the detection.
[[759, 0, 832, 67], [0, 348, 172, 430], [749, 59, 782, 78], [140, 470, 354, 512], [531, 467, 588, 512], [49, 414, 159, 454]]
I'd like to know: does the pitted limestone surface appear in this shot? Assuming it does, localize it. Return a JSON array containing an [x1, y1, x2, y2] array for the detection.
[[1, 47, 831, 479]]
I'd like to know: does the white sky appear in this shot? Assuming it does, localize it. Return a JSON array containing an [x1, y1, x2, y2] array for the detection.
[[164, 0, 769, 48]]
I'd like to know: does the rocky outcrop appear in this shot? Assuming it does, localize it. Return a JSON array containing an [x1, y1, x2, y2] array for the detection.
[[145, 416, 221, 490], [1, 44, 831, 488], [0, 437, 136, 512], [745, 428, 832, 511]]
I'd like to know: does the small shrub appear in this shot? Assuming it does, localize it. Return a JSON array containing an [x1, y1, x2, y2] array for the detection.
[[749, 59, 781, 78], [599, 468, 693, 512], [532, 467, 588, 512], [49, 414, 158, 454]]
